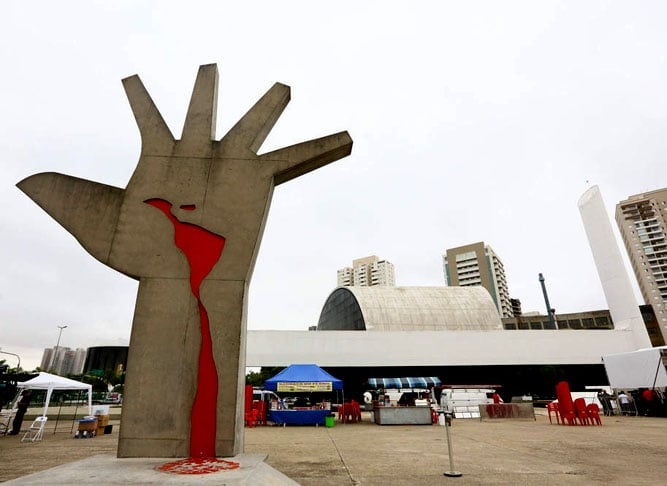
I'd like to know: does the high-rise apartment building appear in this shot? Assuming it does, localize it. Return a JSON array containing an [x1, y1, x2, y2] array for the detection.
[[337, 255, 395, 287], [615, 188, 667, 345], [40, 347, 87, 375], [443, 242, 513, 318]]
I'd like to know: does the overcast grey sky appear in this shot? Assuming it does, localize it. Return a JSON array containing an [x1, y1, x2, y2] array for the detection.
[[2, 1, 667, 371]]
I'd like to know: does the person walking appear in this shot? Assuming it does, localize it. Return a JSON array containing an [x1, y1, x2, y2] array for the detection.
[[8, 389, 31, 435]]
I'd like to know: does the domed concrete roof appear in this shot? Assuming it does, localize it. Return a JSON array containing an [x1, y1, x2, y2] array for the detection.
[[317, 286, 503, 331]]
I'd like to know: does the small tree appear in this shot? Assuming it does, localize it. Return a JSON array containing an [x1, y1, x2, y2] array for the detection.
[[245, 367, 284, 387]]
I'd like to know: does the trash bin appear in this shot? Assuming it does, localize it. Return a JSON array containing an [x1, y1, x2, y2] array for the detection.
[[325, 414, 335, 428]]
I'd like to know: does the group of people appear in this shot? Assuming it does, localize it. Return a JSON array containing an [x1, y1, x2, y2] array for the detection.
[[597, 388, 665, 417]]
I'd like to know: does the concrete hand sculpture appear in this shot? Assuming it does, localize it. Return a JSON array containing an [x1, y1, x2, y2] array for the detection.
[[17, 64, 352, 458]]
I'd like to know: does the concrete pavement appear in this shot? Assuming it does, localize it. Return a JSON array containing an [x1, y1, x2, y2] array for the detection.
[[2, 409, 666, 485]]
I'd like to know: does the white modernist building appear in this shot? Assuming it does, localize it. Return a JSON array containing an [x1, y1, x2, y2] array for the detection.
[[248, 284, 645, 368], [245, 187, 656, 394]]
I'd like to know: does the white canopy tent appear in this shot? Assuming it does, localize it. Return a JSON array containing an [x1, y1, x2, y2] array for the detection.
[[17, 372, 92, 417], [602, 346, 667, 390]]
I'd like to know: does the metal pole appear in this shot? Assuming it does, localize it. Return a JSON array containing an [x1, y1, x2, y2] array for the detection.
[[0, 350, 21, 371], [538, 273, 556, 329], [442, 412, 462, 477], [50, 325, 68, 372]]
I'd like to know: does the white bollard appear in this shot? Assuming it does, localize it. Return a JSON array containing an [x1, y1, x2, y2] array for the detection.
[[442, 412, 462, 478]]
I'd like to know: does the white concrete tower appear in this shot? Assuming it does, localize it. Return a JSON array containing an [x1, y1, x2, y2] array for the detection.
[[578, 185, 651, 349]]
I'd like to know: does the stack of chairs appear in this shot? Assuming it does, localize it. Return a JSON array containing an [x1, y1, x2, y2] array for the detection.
[[555, 381, 577, 425]]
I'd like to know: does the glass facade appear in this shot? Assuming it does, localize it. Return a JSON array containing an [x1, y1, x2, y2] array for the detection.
[[317, 288, 366, 330]]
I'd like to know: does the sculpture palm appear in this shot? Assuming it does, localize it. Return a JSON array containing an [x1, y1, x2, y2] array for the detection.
[[17, 64, 352, 458]]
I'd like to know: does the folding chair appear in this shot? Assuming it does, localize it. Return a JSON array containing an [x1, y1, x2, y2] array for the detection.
[[21, 416, 48, 442], [0, 410, 14, 435]]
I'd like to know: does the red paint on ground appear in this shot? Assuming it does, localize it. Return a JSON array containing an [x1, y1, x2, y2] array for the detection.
[[157, 457, 240, 475], [145, 198, 226, 458]]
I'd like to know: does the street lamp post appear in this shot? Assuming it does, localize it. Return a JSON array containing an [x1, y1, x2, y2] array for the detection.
[[0, 349, 21, 371], [50, 325, 68, 373]]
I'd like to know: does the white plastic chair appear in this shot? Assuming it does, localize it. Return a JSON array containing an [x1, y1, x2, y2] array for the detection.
[[0, 410, 14, 435], [21, 416, 48, 442]]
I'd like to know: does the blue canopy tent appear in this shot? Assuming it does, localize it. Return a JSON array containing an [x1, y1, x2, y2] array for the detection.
[[264, 364, 343, 392], [264, 364, 343, 425]]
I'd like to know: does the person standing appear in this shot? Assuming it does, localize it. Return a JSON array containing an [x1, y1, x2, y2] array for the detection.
[[617, 391, 630, 416], [8, 389, 31, 435], [597, 389, 613, 416], [641, 388, 656, 416]]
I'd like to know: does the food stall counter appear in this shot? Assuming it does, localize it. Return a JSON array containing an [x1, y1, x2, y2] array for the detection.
[[373, 406, 432, 425], [268, 409, 331, 426]]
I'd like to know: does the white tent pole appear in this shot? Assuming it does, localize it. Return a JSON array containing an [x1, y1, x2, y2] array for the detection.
[[44, 387, 52, 417]]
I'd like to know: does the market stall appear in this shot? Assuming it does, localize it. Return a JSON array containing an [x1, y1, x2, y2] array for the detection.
[[264, 364, 343, 425], [368, 376, 440, 425]]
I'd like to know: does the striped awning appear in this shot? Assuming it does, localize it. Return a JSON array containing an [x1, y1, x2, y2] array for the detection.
[[367, 377, 441, 389]]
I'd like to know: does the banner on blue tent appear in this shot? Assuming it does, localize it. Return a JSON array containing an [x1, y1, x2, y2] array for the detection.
[[277, 381, 333, 392], [367, 377, 441, 389]]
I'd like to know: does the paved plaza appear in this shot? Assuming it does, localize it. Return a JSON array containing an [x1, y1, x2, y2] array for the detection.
[[1, 409, 665, 485]]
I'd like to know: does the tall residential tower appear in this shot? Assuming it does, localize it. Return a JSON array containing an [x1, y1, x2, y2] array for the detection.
[[337, 255, 395, 287], [443, 242, 513, 318], [615, 188, 667, 345]]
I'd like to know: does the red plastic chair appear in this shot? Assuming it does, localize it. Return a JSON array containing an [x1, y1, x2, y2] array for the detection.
[[547, 401, 561, 424], [244, 409, 259, 428], [255, 400, 267, 426], [351, 400, 362, 423], [574, 398, 590, 425], [586, 403, 602, 425]]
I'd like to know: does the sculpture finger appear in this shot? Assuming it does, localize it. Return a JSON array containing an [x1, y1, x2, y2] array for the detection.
[[122, 75, 174, 156], [179, 64, 219, 154], [221, 83, 291, 155], [261, 131, 353, 185]]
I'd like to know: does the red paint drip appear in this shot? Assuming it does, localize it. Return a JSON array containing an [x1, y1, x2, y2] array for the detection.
[[146, 199, 226, 458], [157, 457, 240, 475]]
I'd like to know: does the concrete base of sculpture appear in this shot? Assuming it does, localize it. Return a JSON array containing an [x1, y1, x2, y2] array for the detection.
[[4, 454, 297, 485]]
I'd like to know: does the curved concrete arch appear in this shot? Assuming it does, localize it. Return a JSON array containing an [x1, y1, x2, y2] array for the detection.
[[317, 286, 503, 331]]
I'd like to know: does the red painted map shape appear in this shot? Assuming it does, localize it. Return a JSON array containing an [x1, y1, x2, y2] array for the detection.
[[146, 198, 225, 457]]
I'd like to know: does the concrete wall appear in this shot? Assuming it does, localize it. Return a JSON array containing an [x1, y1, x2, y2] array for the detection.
[[247, 329, 640, 367]]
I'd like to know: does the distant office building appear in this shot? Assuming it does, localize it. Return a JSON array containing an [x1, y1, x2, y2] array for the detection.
[[40, 347, 87, 375], [83, 346, 128, 376], [615, 188, 667, 345], [337, 256, 395, 287], [501, 309, 614, 330], [443, 242, 513, 318]]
